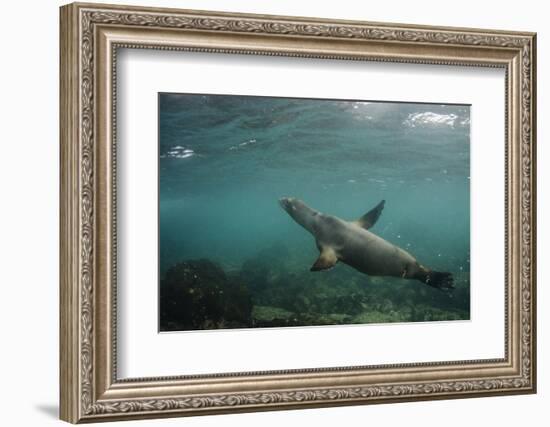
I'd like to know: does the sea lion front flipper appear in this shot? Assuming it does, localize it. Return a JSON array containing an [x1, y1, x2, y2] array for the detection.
[[355, 200, 385, 230], [310, 247, 338, 271]]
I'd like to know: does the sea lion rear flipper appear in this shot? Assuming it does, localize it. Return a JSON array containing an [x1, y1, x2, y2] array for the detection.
[[355, 200, 385, 230], [310, 247, 338, 271], [425, 271, 454, 291]]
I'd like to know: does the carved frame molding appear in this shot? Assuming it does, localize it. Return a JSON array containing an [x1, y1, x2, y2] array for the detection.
[[60, 2, 536, 423]]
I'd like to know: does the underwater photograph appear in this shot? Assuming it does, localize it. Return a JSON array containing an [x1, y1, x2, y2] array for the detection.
[[158, 93, 470, 332]]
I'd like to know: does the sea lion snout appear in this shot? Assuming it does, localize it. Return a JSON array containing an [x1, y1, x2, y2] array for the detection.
[[279, 197, 297, 212], [279, 197, 321, 234]]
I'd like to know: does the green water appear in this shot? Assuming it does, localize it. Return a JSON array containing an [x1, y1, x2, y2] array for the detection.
[[159, 93, 470, 331]]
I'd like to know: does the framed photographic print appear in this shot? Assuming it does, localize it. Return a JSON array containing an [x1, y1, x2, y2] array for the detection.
[[59, 2, 537, 423]]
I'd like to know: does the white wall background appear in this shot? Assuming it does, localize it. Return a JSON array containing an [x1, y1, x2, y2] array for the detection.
[[0, 0, 545, 426]]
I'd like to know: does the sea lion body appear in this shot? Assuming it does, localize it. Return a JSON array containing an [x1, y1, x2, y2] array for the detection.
[[318, 217, 418, 278], [279, 197, 453, 289]]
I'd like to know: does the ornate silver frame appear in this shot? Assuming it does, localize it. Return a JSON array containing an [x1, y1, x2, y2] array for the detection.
[[60, 2, 536, 423]]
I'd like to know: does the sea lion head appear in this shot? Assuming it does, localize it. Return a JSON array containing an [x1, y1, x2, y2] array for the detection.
[[279, 197, 321, 234]]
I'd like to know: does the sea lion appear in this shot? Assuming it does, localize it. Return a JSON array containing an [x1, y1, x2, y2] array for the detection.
[[279, 197, 454, 290]]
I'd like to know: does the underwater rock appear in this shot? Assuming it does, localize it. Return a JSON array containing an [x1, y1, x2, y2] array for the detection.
[[237, 244, 471, 328], [252, 305, 294, 322], [160, 259, 252, 331], [241, 248, 370, 316], [251, 305, 300, 327], [351, 310, 403, 324], [239, 243, 290, 291], [251, 305, 354, 328]]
